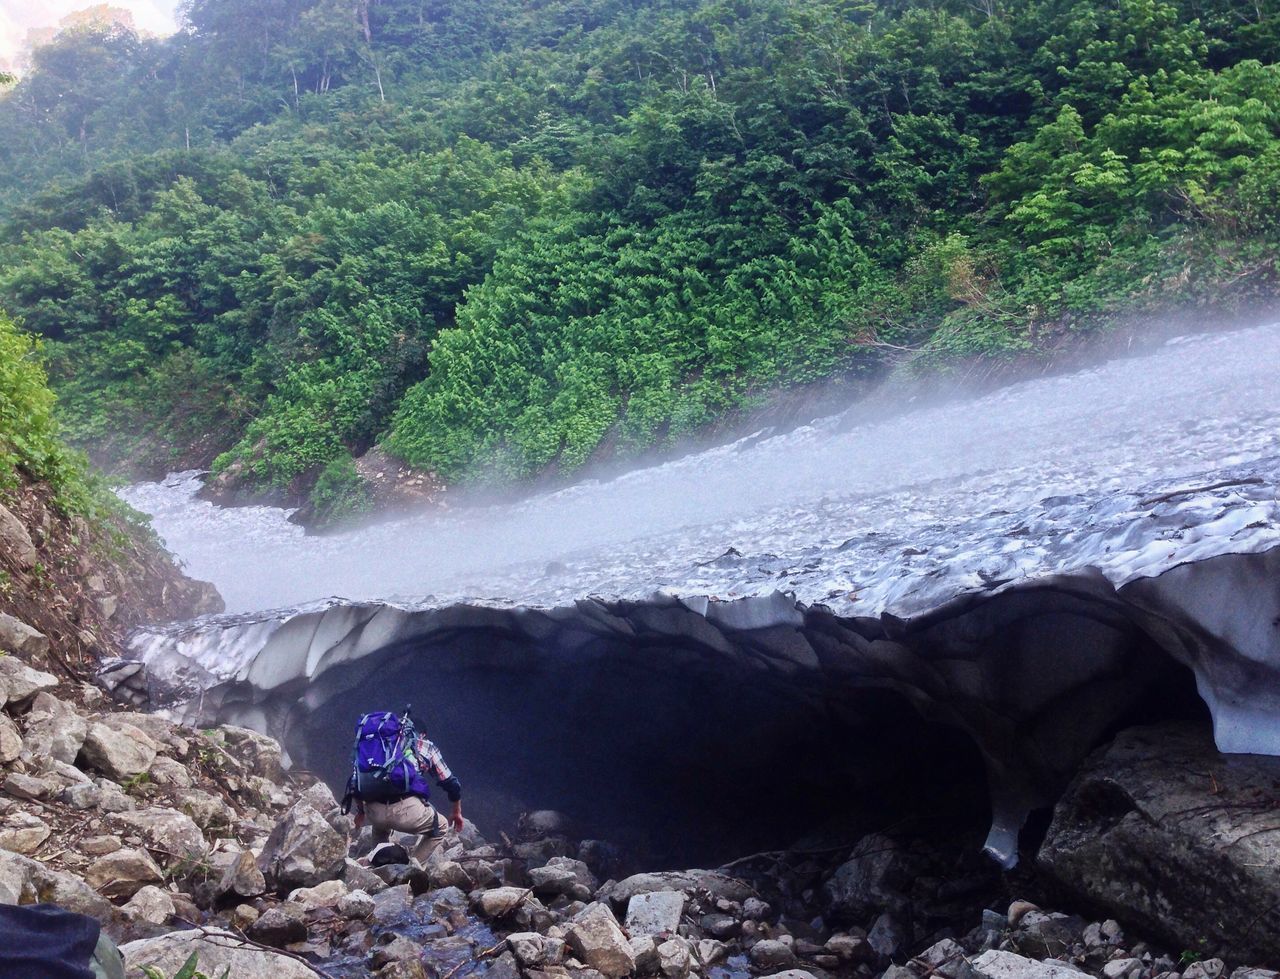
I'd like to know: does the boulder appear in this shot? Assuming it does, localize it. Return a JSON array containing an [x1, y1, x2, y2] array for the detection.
[[220, 725, 286, 781], [657, 938, 692, 979], [0, 615, 47, 661], [288, 878, 348, 909], [566, 903, 635, 978], [85, 847, 165, 899], [108, 807, 207, 867], [337, 888, 375, 919], [248, 906, 308, 947], [474, 886, 536, 918], [750, 940, 797, 971], [625, 890, 685, 937], [258, 800, 347, 891], [823, 833, 914, 919], [218, 849, 267, 900], [0, 656, 56, 708], [3, 771, 58, 800], [0, 812, 50, 855], [598, 870, 754, 906], [123, 884, 176, 924], [972, 951, 1086, 979], [0, 504, 37, 568], [21, 692, 88, 764], [0, 715, 20, 763], [0, 849, 117, 921], [79, 721, 158, 780], [121, 929, 319, 978], [1038, 723, 1280, 963]]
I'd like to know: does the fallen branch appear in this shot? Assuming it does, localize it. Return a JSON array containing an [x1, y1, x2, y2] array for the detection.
[[439, 939, 510, 979], [173, 917, 329, 977], [1138, 477, 1264, 507]]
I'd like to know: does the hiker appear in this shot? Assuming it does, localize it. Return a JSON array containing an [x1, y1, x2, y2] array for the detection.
[[343, 709, 464, 866]]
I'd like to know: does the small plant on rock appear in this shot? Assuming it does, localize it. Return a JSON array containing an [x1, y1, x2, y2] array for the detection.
[[140, 951, 230, 979]]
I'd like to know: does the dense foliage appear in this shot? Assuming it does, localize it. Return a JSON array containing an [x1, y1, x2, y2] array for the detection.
[[0, 0, 1277, 507]]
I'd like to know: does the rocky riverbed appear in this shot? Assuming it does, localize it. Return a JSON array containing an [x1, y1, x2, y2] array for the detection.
[[4, 626, 1280, 979]]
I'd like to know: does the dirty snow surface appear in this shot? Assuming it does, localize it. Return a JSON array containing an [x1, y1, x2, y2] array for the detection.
[[122, 322, 1280, 619]]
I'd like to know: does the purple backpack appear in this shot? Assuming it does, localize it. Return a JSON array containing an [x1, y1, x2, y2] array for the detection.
[[349, 710, 432, 802]]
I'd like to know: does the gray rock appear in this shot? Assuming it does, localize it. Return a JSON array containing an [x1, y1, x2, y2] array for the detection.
[[917, 939, 981, 979], [868, 912, 908, 959], [61, 782, 102, 810], [657, 937, 692, 979], [123, 884, 176, 924], [1102, 959, 1144, 979], [85, 847, 165, 899], [337, 888, 375, 919], [108, 807, 207, 868], [220, 724, 286, 780], [0, 715, 21, 764], [1229, 970, 1280, 979], [3, 771, 58, 800], [258, 800, 347, 891], [0, 655, 56, 708], [0, 849, 117, 921], [0, 812, 51, 855], [625, 890, 685, 937], [694, 939, 728, 967], [474, 886, 537, 918], [1184, 962, 1226, 979], [79, 720, 158, 780], [0, 504, 37, 568], [566, 902, 636, 978], [1038, 723, 1280, 963], [219, 849, 267, 900], [22, 692, 88, 764], [742, 896, 771, 920], [0, 614, 47, 661], [759, 972, 819, 979], [823, 833, 913, 918], [972, 951, 1086, 979], [370, 935, 425, 968], [1014, 911, 1085, 959], [248, 906, 308, 947], [509, 932, 550, 967], [750, 940, 797, 971], [123, 929, 318, 977], [287, 878, 348, 909], [599, 870, 755, 906], [341, 857, 388, 895]]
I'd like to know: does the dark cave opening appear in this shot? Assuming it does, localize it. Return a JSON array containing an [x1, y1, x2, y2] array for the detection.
[[276, 602, 1210, 874]]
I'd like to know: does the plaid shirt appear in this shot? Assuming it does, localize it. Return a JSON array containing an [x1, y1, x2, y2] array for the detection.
[[349, 734, 462, 815]]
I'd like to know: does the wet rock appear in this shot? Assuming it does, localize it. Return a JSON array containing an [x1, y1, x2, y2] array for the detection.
[[248, 906, 308, 947], [370, 935, 425, 968], [1038, 723, 1280, 963], [566, 902, 636, 978], [0, 613, 48, 661], [122, 929, 319, 978], [0, 812, 50, 855], [625, 890, 686, 937], [0, 504, 38, 568], [0, 656, 56, 708], [972, 951, 1086, 979], [79, 720, 158, 780], [751, 939, 798, 971], [123, 884, 176, 924], [376, 961, 429, 979], [218, 849, 267, 900], [85, 847, 165, 899], [258, 800, 347, 891], [0, 715, 20, 764], [108, 807, 207, 867], [21, 692, 87, 764]]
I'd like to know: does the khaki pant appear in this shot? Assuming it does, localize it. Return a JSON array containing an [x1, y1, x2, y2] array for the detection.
[[366, 796, 449, 864]]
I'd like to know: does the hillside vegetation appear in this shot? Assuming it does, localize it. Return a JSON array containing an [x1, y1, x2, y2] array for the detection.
[[0, 0, 1277, 518]]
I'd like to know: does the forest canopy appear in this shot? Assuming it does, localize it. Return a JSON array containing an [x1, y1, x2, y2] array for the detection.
[[1, 0, 1277, 519]]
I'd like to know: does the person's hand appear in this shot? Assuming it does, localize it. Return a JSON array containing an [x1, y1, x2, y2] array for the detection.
[[451, 805, 464, 833]]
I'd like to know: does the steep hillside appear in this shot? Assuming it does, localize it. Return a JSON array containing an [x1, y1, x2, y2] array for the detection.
[[0, 310, 220, 675], [0, 0, 1278, 525]]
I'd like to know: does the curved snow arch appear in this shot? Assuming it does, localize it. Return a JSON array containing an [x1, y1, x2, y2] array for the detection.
[[129, 547, 1279, 867]]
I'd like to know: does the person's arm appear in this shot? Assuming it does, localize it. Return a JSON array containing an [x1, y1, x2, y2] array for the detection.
[[421, 738, 464, 831]]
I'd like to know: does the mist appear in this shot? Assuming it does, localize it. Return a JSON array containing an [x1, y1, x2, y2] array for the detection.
[[121, 320, 1280, 616]]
